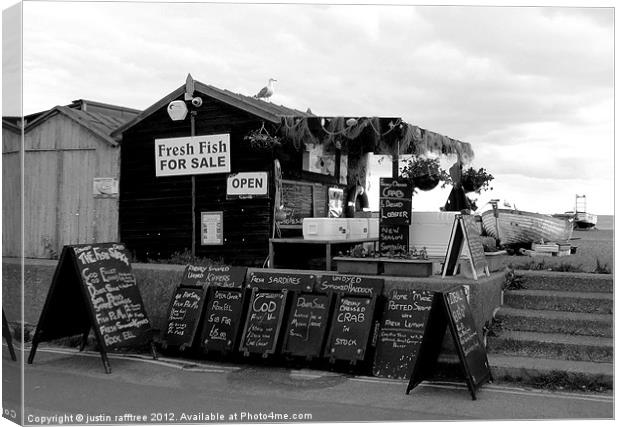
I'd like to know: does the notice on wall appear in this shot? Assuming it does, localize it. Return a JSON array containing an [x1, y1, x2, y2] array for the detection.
[[328, 187, 344, 218], [226, 172, 269, 199], [154, 134, 230, 177], [201, 211, 223, 245], [93, 177, 119, 198]]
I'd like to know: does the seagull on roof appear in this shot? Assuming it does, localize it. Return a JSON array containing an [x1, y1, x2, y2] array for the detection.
[[254, 78, 277, 101]]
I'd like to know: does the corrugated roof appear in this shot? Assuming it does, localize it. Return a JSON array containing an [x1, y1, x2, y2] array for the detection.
[[13, 99, 141, 147], [23, 106, 125, 147]]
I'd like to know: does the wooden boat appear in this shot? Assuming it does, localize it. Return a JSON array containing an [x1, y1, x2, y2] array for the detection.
[[482, 207, 574, 246], [552, 195, 597, 229]]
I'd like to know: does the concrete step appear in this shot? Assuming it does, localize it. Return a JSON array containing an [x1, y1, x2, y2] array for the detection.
[[516, 270, 613, 294], [503, 289, 613, 314], [488, 354, 613, 391], [495, 306, 613, 337], [488, 330, 613, 363]]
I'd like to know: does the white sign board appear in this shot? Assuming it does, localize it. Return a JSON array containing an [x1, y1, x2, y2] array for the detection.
[[154, 134, 230, 177], [226, 172, 269, 199], [201, 211, 223, 245]]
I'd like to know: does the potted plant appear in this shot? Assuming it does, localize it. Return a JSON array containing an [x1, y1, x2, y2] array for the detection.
[[380, 247, 434, 277], [400, 156, 450, 191], [333, 245, 382, 275], [333, 245, 434, 277], [461, 167, 494, 194]]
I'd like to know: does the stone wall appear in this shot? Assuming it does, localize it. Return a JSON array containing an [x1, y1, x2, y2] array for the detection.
[[2, 258, 504, 339]]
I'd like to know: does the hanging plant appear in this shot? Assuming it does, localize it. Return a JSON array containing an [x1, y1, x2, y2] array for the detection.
[[244, 123, 281, 152], [400, 156, 450, 191], [461, 167, 494, 194]]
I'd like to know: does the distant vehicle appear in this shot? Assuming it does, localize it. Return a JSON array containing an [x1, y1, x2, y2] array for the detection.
[[553, 194, 598, 230], [482, 201, 574, 246]]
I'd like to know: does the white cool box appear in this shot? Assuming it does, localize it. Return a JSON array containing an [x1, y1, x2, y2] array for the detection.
[[302, 218, 380, 240], [303, 213, 467, 254]]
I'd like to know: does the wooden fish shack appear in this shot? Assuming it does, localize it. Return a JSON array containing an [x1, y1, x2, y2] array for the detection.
[[2, 100, 140, 258], [112, 75, 473, 266]]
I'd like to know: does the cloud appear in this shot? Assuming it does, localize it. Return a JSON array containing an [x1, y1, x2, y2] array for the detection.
[[14, 2, 614, 214]]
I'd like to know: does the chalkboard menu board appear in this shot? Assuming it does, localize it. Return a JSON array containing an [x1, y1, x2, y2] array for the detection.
[[379, 179, 412, 225], [70, 243, 151, 348], [461, 216, 488, 278], [248, 271, 314, 292], [239, 289, 288, 355], [442, 286, 492, 399], [282, 293, 332, 358], [324, 295, 376, 362], [27, 243, 154, 373], [181, 264, 247, 288], [442, 215, 489, 280], [316, 274, 383, 297], [163, 287, 206, 349], [378, 225, 409, 256], [379, 179, 411, 255], [201, 287, 245, 353], [278, 181, 314, 226], [372, 289, 434, 379]]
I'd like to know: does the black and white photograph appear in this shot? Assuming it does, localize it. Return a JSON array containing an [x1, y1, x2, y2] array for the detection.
[[1, 0, 615, 425]]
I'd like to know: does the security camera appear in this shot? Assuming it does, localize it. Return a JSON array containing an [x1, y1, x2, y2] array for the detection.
[[191, 97, 203, 107]]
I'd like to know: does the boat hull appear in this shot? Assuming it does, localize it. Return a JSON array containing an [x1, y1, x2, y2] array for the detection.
[[574, 212, 597, 229], [482, 209, 574, 245]]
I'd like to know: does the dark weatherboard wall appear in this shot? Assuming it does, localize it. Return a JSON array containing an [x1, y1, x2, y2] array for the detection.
[[119, 95, 274, 265]]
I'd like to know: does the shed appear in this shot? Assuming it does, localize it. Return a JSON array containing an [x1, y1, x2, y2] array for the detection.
[[113, 75, 474, 266], [2, 100, 141, 258]]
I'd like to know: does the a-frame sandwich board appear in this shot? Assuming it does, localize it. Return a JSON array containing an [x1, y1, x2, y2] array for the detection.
[[3, 309, 16, 361], [27, 243, 156, 373], [442, 214, 490, 280]]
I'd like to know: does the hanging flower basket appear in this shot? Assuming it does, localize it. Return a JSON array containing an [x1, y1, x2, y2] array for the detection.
[[244, 124, 281, 152], [461, 167, 494, 194], [413, 175, 440, 191], [400, 156, 450, 192]]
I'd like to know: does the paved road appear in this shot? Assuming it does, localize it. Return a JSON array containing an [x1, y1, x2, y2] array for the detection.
[[2, 346, 614, 425]]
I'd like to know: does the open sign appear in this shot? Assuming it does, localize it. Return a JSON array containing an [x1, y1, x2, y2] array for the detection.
[[226, 172, 269, 199]]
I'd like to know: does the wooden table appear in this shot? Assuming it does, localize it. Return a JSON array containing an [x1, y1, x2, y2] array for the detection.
[[269, 237, 379, 271]]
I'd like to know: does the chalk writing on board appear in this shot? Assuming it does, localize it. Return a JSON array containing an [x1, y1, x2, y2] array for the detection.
[[289, 296, 326, 340], [241, 292, 286, 353], [326, 296, 375, 361], [442, 286, 492, 397], [318, 275, 378, 296], [163, 287, 206, 349], [248, 271, 314, 292], [72, 243, 150, 348], [283, 294, 331, 358], [373, 289, 434, 379], [181, 264, 247, 288], [446, 290, 480, 357], [202, 289, 244, 350]]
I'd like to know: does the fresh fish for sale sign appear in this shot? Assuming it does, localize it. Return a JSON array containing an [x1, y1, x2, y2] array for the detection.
[[154, 134, 230, 176]]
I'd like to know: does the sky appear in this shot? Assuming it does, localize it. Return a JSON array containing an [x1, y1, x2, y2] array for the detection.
[[2, 0, 615, 215]]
